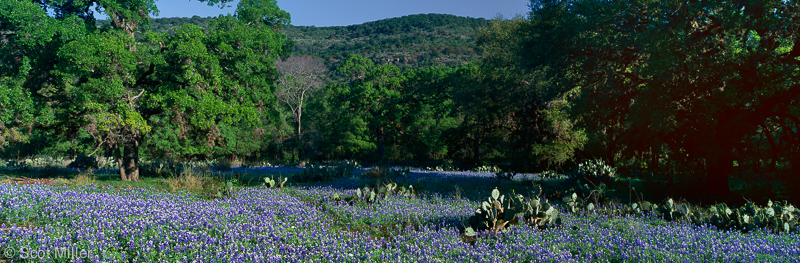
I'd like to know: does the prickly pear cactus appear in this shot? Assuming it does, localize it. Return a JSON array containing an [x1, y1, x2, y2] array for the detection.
[[264, 175, 288, 189], [352, 181, 414, 205], [574, 159, 616, 182], [651, 199, 799, 234], [656, 198, 693, 221], [467, 188, 520, 234], [562, 192, 581, 213], [474, 165, 501, 173], [465, 186, 562, 237], [518, 187, 562, 228]]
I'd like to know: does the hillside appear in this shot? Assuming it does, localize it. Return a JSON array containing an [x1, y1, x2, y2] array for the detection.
[[106, 14, 488, 69], [284, 14, 489, 68]]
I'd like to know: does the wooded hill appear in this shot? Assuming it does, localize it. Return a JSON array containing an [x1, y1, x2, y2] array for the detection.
[[284, 14, 489, 69], [99, 13, 489, 69]]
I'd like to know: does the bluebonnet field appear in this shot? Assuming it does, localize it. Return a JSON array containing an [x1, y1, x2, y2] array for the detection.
[[1, 168, 799, 262]]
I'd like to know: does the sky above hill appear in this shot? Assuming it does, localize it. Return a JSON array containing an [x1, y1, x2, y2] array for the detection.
[[144, 0, 530, 26]]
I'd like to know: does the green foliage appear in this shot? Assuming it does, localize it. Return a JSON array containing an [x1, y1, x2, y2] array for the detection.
[[1, 0, 292, 181], [0, 1, 81, 150], [285, 14, 487, 69], [324, 55, 406, 160], [140, 14, 486, 70], [521, 0, 800, 196], [235, 0, 290, 26], [528, 99, 587, 167]]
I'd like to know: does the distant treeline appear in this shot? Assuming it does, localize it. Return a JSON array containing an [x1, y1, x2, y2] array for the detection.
[[98, 13, 488, 69]]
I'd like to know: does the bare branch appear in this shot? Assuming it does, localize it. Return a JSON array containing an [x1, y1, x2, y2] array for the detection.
[[274, 56, 328, 157], [130, 89, 145, 101]]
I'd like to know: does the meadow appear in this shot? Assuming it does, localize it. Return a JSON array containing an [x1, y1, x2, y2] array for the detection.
[[0, 164, 798, 262]]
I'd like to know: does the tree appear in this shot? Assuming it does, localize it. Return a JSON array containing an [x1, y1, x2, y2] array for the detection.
[[0, 0, 85, 152], [447, 17, 533, 166], [327, 55, 404, 161], [392, 66, 457, 161], [521, 0, 800, 200], [275, 55, 327, 161], [1, 0, 291, 181]]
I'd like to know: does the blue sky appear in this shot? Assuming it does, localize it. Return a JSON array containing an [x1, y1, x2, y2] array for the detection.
[[142, 0, 530, 26]]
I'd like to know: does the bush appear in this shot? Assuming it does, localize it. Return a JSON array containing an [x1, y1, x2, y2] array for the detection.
[[72, 169, 97, 186], [68, 155, 98, 169]]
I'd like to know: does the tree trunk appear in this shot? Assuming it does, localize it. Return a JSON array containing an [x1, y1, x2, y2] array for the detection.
[[278, 143, 285, 161], [650, 146, 659, 172], [376, 126, 385, 161], [792, 153, 800, 203], [707, 143, 733, 200], [122, 142, 140, 182], [606, 132, 619, 167], [708, 117, 737, 201], [296, 114, 302, 161], [762, 126, 779, 174], [117, 146, 127, 181], [472, 129, 480, 165]]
